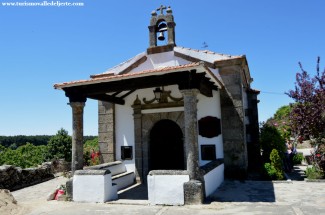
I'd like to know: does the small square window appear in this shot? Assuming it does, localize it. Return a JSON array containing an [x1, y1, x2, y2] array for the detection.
[[201, 145, 216, 160], [121, 146, 133, 160]]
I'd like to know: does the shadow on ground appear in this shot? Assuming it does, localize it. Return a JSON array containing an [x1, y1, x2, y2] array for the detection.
[[116, 165, 307, 203], [207, 180, 276, 202], [285, 165, 307, 181], [207, 164, 307, 203], [118, 183, 148, 200]]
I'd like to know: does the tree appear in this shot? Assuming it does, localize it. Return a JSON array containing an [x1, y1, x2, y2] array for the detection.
[[266, 105, 292, 139], [264, 149, 285, 180], [0, 143, 47, 168], [260, 123, 286, 162], [47, 128, 72, 161], [287, 57, 325, 139]]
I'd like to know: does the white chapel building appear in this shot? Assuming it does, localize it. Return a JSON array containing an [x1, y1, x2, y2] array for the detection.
[[54, 6, 259, 205]]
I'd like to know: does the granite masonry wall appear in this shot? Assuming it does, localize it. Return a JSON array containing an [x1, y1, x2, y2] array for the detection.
[[0, 160, 70, 191]]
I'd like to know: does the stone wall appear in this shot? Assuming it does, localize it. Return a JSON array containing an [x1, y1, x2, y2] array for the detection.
[[98, 101, 115, 163], [0, 160, 70, 191], [219, 65, 248, 179]]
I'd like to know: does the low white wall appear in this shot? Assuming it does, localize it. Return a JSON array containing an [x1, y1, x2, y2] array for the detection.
[[203, 164, 224, 197], [148, 174, 190, 205], [73, 170, 117, 203]]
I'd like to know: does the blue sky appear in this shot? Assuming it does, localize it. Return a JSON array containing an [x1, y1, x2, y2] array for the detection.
[[0, 0, 324, 135]]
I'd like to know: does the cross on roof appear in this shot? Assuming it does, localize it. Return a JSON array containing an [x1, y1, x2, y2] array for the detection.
[[156, 5, 166, 15]]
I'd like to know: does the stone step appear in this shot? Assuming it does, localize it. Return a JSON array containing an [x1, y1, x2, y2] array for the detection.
[[112, 171, 135, 191], [84, 161, 126, 176]]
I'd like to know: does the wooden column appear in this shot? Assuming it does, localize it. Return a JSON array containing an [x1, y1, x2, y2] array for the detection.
[[70, 102, 85, 174]]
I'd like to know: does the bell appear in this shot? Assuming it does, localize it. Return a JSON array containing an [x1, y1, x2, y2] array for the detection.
[[157, 23, 167, 32], [158, 32, 165, 41]]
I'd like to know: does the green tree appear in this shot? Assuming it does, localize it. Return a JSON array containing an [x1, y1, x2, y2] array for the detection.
[[47, 128, 72, 162], [264, 149, 284, 180], [266, 105, 292, 139], [260, 123, 286, 162], [0, 143, 47, 168]]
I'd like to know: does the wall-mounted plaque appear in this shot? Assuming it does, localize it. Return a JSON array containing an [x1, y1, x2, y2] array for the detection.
[[198, 116, 221, 138], [121, 146, 133, 160], [201, 145, 216, 160]]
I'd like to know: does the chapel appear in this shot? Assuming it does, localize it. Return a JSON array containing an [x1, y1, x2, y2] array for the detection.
[[54, 6, 259, 205]]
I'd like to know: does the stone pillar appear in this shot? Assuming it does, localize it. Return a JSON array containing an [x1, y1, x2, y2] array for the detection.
[[219, 65, 247, 179], [70, 102, 85, 174], [132, 100, 143, 183], [181, 89, 204, 204], [181, 89, 201, 180]]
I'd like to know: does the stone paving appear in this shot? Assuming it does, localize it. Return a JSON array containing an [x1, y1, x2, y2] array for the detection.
[[7, 165, 325, 215]]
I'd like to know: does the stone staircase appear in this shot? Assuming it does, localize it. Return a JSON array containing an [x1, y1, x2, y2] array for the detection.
[[84, 161, 136, 191]]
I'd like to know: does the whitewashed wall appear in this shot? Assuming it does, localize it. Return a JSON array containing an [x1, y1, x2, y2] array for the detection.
[[204, 164, 224, 197], [148, 174, 190, 205], [115, 85, 224, 169], [197, 90, 224, 166], [115, 97, 135, 172], [73, 173, 117, 202], [115, 85, 183, 172], [130, 51, 191, 73]]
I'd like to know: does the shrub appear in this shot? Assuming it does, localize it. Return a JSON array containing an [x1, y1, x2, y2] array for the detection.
[[263, 149, 284, 180], [260, 124, 286, 162], [264, 163, 277, 179], [305, 166, 323, 179], [0, 143, 47, 168], [83, 137, 100, 166], [293, 153, 304, 165]]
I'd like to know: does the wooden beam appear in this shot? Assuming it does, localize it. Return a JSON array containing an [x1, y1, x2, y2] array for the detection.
[[120, 90, 135, 99], [65, 71, 191, 95], [63, 70, 219, 102], [87, 94, 125, 105]]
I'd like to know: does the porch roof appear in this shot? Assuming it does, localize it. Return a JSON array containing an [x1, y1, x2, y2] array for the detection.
[[54, 62, 223, 105]]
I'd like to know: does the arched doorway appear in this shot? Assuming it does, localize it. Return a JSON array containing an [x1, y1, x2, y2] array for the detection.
[[149, 119, 184, 170]]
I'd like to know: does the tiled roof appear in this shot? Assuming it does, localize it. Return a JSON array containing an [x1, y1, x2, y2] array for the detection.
[[54, 62, 201, 89]]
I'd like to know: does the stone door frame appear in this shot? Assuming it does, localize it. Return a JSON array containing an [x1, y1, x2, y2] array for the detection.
[[134, 110, 185, 183]]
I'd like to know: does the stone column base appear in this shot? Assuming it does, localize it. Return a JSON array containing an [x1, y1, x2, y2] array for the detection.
[[184, 180, 204, 204], [65, 179, 73, 201]]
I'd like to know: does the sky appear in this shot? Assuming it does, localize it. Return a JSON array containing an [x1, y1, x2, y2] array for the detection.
[[0, 0, 324, 136]]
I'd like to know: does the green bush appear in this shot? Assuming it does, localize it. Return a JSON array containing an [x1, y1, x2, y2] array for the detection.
[[293, 153, 304, 165], [0, 143, 47, 168], [47, 128, 72, 162], [264, 149, 284, 180], [264, 163, 277, 179], [305, 166, 323, 179], [260, 124, 286, 163], [83, 137, 100, 166]]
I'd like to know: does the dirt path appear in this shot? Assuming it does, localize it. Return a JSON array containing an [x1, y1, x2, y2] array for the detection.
[[0, 176, 68, 215]]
